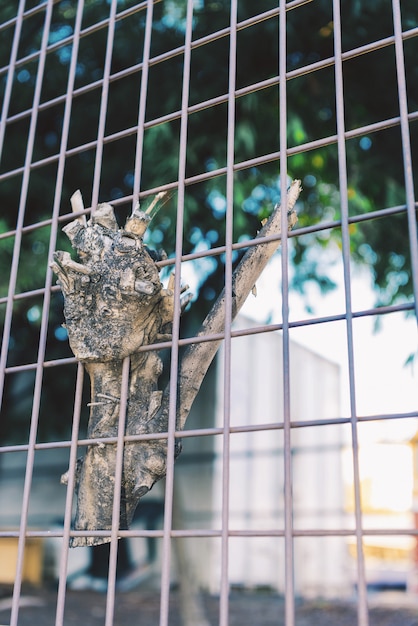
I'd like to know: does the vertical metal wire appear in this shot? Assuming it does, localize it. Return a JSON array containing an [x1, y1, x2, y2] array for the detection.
[[0, 0, 25, 163], [55, 363, 84, 626], [219, 1, 238, 624], [279, 2, 295, 625], [158, 2, 194, 624], [332, 1, 369, 624], [91, 0, 118, 210], [47, 1, 86, 621], [391, 0, 418, 320], [132, 0, 154, 211], [100, 8, 155, 613], [9, 3, 55, 624], [105, 356, 131, 626], [0, 0, 26, 471], [0, 0, 27, 415]]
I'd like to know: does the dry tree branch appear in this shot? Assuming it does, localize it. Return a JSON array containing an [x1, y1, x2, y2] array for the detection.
[[52, 180, 301, 546]]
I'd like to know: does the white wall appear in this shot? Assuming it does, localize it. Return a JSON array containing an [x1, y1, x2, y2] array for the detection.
[[178, 314, 349, 596]]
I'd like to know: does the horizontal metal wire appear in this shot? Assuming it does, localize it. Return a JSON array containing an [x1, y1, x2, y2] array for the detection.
[[2, 298, 414, 375], [1, 527, 418, 539], [0, 0, 61, 33], [1, 162, 416, 248], [1, 409, 417, 458]]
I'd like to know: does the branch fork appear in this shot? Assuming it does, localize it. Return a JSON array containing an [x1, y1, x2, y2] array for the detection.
[[52, 181, 301, 546]]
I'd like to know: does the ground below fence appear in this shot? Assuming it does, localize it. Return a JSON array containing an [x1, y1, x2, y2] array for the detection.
[[1, 585, 418, 626]]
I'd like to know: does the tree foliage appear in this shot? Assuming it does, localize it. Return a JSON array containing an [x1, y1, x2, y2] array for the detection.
[[0, 0, 417, 442]]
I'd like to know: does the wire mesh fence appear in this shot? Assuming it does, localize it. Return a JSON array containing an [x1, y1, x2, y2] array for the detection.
[[0, 1, 417, 625]]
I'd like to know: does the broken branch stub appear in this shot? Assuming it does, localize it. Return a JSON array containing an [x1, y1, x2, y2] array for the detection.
[[52, 181, 301, 546]]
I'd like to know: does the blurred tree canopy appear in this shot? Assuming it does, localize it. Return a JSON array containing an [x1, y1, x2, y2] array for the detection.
[[0, 0, 417, 442]]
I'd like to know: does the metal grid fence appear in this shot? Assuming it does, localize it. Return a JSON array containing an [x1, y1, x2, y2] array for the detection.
[[0, 1, 417, 625]]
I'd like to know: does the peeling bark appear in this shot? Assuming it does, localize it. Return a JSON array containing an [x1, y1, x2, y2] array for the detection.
[[52, 181, 301, 546]]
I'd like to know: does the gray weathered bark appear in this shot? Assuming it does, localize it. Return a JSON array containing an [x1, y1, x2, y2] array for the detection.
[[52, 181, 301, 546]]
